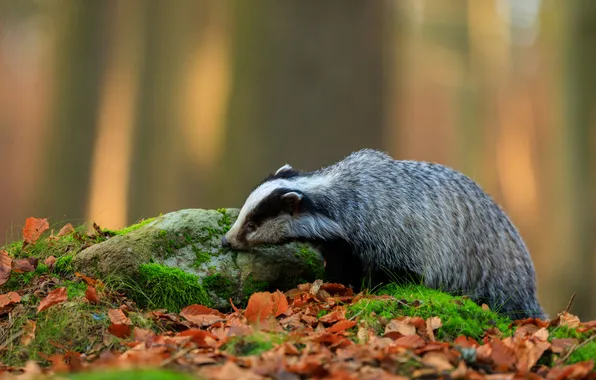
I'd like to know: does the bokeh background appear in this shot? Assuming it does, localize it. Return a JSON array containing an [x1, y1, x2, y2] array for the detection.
[[1, 0, 595, 320]]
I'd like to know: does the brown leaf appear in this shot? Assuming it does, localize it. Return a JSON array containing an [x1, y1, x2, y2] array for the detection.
[[490, 339, 516, 370], [422, 352, 454, 372], [108, 323, 132, 339], [85, 285, 100, 304], [57, 223, 75, 237], [454, 335, 480, 348], [0, 291, 21, 307], [44, 256, 57, 269], [327, 320, 357, 333], [546, 361, 594, 380], [108, 309, 131, 325], [75, 272, 98, 286], [550, 338, 578, 354], [245, 291, 289, 324], [385, 317, 420, 336], [37, 287, 67, 313], [21, 320, 37, 346], [425, 317, 442, 341], [23, 217, 50, 244], [12, 258, 35, 273], [180, 304, 225, 322], [394, 334, 426, 349], [318, 307, 347, 324], [0, 250, 12, 286], [133, 327, 156, 342], [177, 329, 219, 348], [558, 312, 581, 329]]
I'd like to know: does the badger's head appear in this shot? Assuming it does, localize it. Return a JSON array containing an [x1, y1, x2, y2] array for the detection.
[[222, 164, 343, 250]]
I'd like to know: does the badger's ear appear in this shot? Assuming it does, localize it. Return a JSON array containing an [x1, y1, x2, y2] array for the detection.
[[281, 191, 302, 216], [274, 164, 300, 178]]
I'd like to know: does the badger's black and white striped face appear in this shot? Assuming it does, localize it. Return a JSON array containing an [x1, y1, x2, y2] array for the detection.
[[222, 163, 344, 250], [223, 164, 303, 250]]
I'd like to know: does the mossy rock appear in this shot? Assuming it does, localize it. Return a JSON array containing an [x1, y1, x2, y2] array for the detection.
[[72, 208, 323, 311]]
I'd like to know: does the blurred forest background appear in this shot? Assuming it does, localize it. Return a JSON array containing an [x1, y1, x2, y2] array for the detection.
[[1, 0, 595, 320]]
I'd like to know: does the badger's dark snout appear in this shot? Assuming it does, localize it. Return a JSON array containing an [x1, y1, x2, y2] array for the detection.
[[221, 236, 230, 248]]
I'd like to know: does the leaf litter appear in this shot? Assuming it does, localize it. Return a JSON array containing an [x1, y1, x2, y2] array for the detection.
[[0, 219, 595, 379]]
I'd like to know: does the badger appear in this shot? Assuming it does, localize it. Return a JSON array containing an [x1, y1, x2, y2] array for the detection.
[[222, 149, 545, 320]]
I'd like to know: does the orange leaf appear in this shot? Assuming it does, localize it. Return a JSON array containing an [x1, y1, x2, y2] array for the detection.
[[177, 329, 219, 348], [12, 258, 35, 273], [0, 291, 21, 307], [57, 223, 75, 237], [394, 335, 426, 349], [85, 285, 100, 304], [75, 272, 98, 286], [21, 320, 37, 346], [490, 339, 516, 370], [245, 291, 289, 324], [44, 256, 57, 269], [318, 307, 346, 323], [133, 327, 155, 342], [37, 287, 68, 313], [0, 250, 12, 286], [180, 304, 225, 326], [108, 323, 132, 339], [23, 217, 50, 244], [327, 320, 357, 333], [108, 309, 131, 325]]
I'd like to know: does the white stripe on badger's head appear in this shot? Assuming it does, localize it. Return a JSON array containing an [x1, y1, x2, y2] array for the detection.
[[223, 172, 343, 249]]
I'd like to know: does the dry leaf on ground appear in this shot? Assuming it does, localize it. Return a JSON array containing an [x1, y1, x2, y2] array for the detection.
[[37, 287, 68, 313], [23, 217, 50, 244]]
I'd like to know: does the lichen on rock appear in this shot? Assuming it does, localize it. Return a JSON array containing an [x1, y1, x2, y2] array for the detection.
[[72, 208, 323, 311]]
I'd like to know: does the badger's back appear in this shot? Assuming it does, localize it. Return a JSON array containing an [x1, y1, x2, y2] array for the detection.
[[310, 149, 542, 318]]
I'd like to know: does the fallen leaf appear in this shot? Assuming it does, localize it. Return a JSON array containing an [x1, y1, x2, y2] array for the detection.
[[85, 285, 100, 304], [23, 217, 50, 244], [21, 320, 37, 346], [454, 335, 480, 348], [133, 327, 155, 342], [327, 320, 357, 333], [385, 317, 420, 336], [0, 250, 12, 286], [0, 291, 21, 307], [108, 323, 132, 339], [57, 223, 75, 237], [245, 291, 289, 324], [546, 361, 594, 380], [394, 334, 426, 349], [558, 312, 581, 329], [425, 317, 442, 341], [490, 339, 516, 370], [12, 258, 35, 273], [74, 272, 97, 286], [37, 287, 67, 313], [180, 304, 225, 326], [319, 307, 347, 324], [177, 329, 218, 348], [108, 309, 131, 325], [422, 351, 453, 372], [550, 338, 578, 354], [44, 256, 57, 269]]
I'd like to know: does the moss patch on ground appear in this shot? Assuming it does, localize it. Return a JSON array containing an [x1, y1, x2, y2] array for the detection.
[[222, 331, 285, 357], [132, 263, 212, 312], [548, 325, 596, 364], [63, 369, 194, 380], [347, 283, 512, 341], [108, 217, 157, 236]]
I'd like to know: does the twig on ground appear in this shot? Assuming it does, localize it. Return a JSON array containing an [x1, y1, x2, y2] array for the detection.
[[564, 293, 576, 314], [556, 332, 596, 365]]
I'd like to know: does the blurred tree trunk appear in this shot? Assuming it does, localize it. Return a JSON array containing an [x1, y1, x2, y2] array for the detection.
[[213, 0, 392, 206], [562, 0, 596, 319], [37, 1, 107, 224], [128, 0, 206, 220]]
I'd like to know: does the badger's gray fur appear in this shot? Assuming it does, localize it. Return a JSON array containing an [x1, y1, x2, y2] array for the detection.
[[223, 149, 545, 320]]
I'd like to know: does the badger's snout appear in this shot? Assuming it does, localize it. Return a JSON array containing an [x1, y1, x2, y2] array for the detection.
[[221, 236, 230, 248]]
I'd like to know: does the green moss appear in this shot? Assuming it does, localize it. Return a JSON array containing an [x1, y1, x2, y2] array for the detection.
[[346, 283, 512, 341], [548, 326, 596, 365], [134, 263, 211, 312], [2, 302, 111, 367], [111, 217, 156, 235], [296, 245, 324, 280], [192, 246, 212, 267], [54, 255, 74, 274], [64, 369, 195, 380], [203, 274, 236, 301], [64, 280, 87, 299], [241, 274, 269, 305], [217, 208, 232, 234], [222, 331, 284, 356], [565, 340, 596, 364]]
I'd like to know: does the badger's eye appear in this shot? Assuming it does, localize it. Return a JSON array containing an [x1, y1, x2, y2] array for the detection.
[[245, 222, 256, 233]]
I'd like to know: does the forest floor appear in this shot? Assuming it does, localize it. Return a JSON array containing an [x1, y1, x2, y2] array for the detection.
[[0, 217, 595, 380]]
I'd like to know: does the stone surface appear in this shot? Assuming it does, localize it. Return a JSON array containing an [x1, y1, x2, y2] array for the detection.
[[72, 208, 324, 309]]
